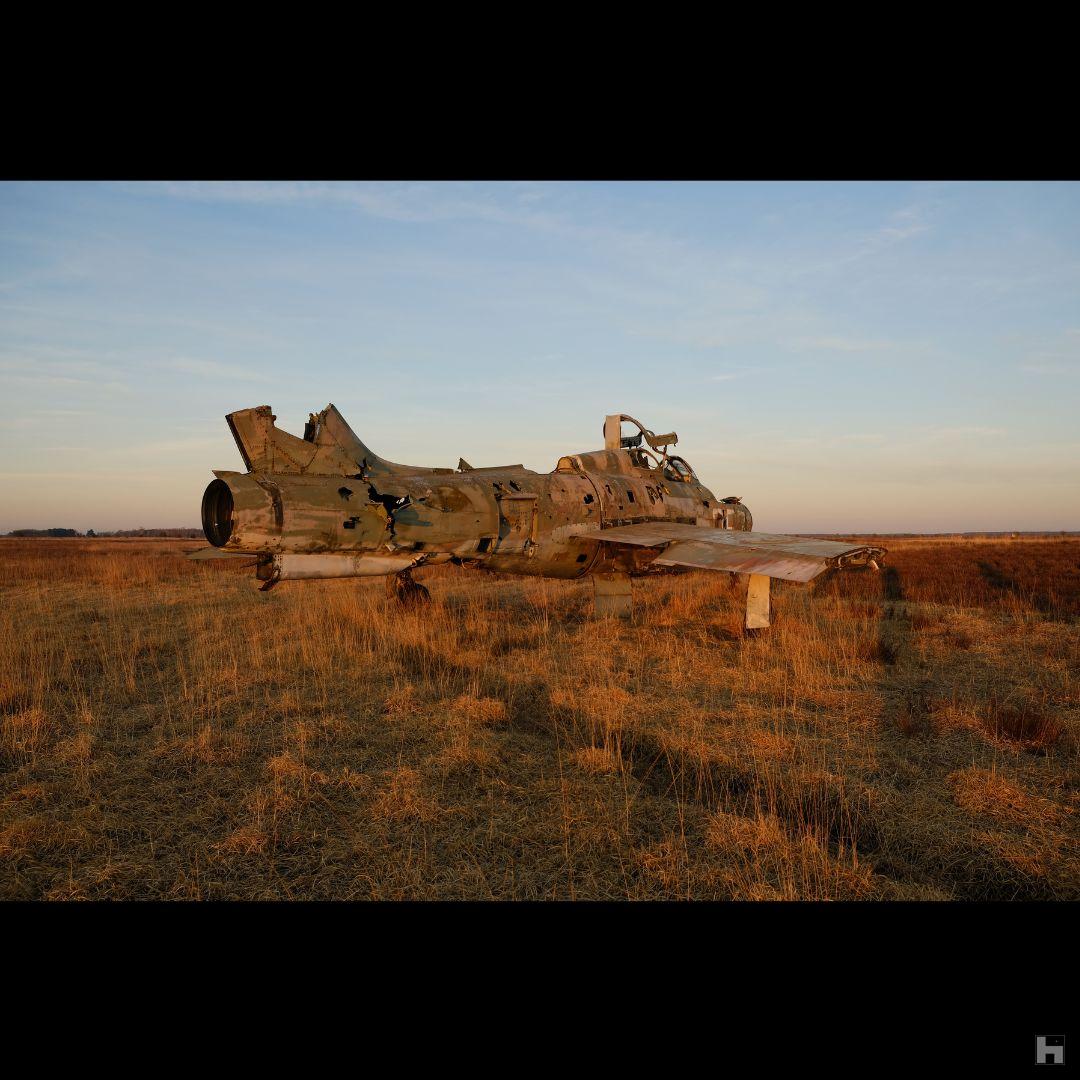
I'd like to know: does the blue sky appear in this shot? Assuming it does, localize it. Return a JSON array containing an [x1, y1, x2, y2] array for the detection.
[[1, 180, 1077, 533]]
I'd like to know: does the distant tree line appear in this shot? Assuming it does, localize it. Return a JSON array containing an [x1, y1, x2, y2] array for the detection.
[[5, 527, 203, 538], [9, 528, 82, 537], [91, 527, 204, 538]]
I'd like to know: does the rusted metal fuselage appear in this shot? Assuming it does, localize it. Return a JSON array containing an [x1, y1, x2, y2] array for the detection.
[[198, 405, 883, 628], [202, 406, 750, 583]]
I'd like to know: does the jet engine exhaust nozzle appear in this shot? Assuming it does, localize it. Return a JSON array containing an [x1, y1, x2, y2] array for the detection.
[[202, 478, 234, 547]]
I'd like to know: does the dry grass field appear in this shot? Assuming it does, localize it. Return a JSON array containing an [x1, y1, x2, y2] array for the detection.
[[1, 534, 1077, 900]]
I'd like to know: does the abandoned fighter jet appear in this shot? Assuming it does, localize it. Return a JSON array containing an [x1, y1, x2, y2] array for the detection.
[[193, 405, 885, 629]]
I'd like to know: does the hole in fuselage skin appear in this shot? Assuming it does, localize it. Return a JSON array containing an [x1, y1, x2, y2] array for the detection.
[[368, 485, 409, 515], [627, 490, 636, 503], [576, 553, 588, 563], [339, 487, 353, 500], [583, 494, 594, 504]]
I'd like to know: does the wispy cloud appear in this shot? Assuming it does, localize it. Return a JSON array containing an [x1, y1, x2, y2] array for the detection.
[[925, 426, 1006, 441], [0, 350, 125, 381], [0, 371, 131, 394], [1021, 361, 1078, 375], [789, 335, 896, 353], [874, 204, 932, 245], [795, 199, 936, 278], [1019, 329, 1080, 375], [122, 436, 229, 456], [155, 357, 262, 382], [6, 410, 91, 431], [114, 181, 711, 280], [117, 180, 578, 233]]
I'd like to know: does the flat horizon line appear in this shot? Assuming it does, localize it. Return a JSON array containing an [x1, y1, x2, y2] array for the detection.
[[4, 528, 1080, 539]]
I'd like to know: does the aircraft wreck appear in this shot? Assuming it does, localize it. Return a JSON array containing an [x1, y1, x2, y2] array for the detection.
[[193, 404, 885, 630]]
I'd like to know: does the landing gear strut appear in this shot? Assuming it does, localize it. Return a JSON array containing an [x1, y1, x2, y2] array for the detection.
[[386, 568, 431, 606]]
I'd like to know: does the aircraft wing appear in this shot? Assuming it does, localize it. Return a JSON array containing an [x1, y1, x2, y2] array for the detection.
[[592, 523, 885, 582], [186, 547, 254, 561]]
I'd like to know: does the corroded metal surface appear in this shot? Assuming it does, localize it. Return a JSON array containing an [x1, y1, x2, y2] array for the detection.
[[272, 552, 422, 581], [196, 406, 887, 623], [593, 522, 882, 559], [654, 541, 826, 582], [227, 403, 458, 478], [592, 523, 886, 583]]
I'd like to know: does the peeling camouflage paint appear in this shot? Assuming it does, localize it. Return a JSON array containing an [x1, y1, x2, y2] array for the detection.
[[197, 405, 885, 627]]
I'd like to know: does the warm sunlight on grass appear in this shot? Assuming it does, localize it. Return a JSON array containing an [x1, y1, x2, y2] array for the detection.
[[1, 535, 1077, 899]]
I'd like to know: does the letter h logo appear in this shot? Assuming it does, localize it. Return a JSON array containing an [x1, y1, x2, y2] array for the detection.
[[1037, 1036, 1064, 1065]]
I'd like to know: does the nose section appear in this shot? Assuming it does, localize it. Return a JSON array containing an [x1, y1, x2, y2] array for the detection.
[[722, 497, 752, 531]]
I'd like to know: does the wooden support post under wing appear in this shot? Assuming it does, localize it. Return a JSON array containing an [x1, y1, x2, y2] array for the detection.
[[593, 572, 633, 618], [745, 573, 770, 630]]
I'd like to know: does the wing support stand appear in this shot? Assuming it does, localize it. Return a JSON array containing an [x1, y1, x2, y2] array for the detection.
[[745, 573, 770, 632], [593, 572, 633, 619]]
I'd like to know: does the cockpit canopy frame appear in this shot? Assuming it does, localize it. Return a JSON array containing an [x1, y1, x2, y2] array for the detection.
[[604, 415, 696, 482]]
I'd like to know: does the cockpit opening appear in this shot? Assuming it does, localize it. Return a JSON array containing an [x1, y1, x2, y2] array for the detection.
[[662, 457, 696, 483], [628, 447, 662, 471]]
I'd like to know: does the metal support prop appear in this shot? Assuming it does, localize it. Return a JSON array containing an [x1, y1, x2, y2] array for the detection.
[[745, 573, 770, 630], [593, 572, 633, 618]]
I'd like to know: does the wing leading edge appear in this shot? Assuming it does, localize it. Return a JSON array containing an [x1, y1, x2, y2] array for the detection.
[[592, 523, 885, 582]]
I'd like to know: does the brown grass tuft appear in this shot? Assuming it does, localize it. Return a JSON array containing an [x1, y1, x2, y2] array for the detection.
[[572, 746, 622, 775], [448, 695, 508, 728], [372, 767, 440, 823], [947, 767, 1062, 828], [981, 696, 1064, 753]]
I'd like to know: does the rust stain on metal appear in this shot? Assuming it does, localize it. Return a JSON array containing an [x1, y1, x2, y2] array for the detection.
[[595, 523, 884, 582], [195, 406, 886, 630]]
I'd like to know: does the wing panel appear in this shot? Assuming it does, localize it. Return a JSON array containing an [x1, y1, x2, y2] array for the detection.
[[591, 523, 884, 582], [651, 540, 826, 582], [187, 547, 254, 561]]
